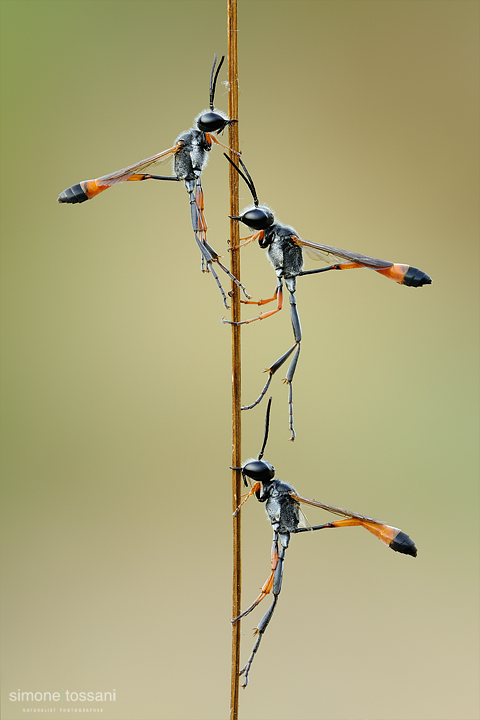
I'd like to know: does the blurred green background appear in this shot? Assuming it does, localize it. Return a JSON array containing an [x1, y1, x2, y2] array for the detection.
[[1, 1, 478, 719]]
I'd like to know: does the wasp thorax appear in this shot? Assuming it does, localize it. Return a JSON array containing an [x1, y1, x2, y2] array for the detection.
[[242, 460, 275, 483], [240, 206, 274, 231], [196, 111, 229, 133]]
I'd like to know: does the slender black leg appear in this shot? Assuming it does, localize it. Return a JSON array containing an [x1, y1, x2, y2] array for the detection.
[[232, 533, 279, 622], [241, 343, 298, 411], [284, 291, 302, 441], [140, 174, 181, 182], [241, 290, 302, 440], [192, 233, 230, 307], [292, 522, 340, 535], [239, 538, 288, 688], [291, 518, 417, 556], [297, 264, 342, 277], [185, 177, 250, 307]]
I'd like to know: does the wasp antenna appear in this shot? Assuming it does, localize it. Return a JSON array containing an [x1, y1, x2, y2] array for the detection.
[[210, 54, 225, 110], [238, 157, 260, 207], [258, 397, 273, 460], [223, 153, 260, 207]]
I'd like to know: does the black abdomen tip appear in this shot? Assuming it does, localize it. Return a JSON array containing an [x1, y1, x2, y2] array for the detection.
[[390, 531, 417, 557], [58, 183, 89, 204], [403, 266, 432, 287]]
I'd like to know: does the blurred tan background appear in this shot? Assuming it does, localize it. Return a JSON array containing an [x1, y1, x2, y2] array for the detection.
[[1, 1, 478, 719]]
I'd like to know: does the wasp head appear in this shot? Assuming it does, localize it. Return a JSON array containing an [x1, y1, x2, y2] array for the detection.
[[242, 459, 275, 485], [230, 204, 275, 231], [196, 109, 236, 134], [199, 54, 235, 134]]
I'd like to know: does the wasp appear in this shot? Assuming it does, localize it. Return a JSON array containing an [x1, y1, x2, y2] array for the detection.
[[232, 398, 417, 688], [224, 156, 431, 439], [58, 56, 249, 307]]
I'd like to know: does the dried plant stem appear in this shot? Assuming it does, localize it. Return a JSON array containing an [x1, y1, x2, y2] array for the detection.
[[228, 1, 241, 718]]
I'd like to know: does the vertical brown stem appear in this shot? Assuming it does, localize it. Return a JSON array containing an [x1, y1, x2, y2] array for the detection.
[[227, 1, 241, 718]]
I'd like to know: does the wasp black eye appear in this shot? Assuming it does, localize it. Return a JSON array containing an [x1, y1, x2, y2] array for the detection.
[[197, 111, 229, 133], [240, 206, 274, 230], [242, 460, 275, 483]]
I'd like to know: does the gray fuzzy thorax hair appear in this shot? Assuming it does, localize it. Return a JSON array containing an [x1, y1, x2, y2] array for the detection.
[[264, 479, 300, 536], [174, 129, 211, 180], [265, 223, 304, 279]]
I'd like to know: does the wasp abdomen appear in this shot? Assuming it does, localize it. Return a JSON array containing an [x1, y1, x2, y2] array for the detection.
[[57, 182, 89, 204], [402, 265, 432, 287], [390, 530, 418, 557], [376, 263, 432, 287]]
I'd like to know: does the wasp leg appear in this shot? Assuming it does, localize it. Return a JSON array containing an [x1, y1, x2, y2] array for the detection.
[[292, 518, 417, 556], [206, 134, 241, 154], [241, 290, 301, 438], [297, 263, 350, 278], [241, 342, 298, 412], [293, 518, 368, 536], [283, 291, 302, 441], [193, 177, 208, 235], [222, 281, 283, 326], [232, 482, 261, 516], [135, 173, 181, 182], [239, 287, 279, 307], [239, 596, 278, 689], [239, 536, 288, 688], [211, 254, 251, 299], [234, 571, 275, 623], [299, 262, 432, 288], [232, 535, 279, 623], [192, 233, 230, 307], [227, 230, 264, 251], [284, 342, 300, 442], [185, 178, 250, 306]]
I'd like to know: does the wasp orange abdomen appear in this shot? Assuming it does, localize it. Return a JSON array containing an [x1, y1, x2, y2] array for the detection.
[[377, 263, 432, 287], [58, 179, 112, 204]]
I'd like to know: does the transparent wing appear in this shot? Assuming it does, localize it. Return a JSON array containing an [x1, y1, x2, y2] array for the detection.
[[290, 492, 381, 525], [95, 143, 181, 187], [293, 237, 393, 270], [298, 507, 311, 529]]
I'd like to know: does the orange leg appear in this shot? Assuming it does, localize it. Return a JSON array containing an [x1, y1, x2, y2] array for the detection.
[[232, 537, 280, 623], [233, 482, 261, 516], [298, 262, 363, 279], [223, 283, 283, 326], [299, 260, 431, 288], [240, 290, 279, 307], [228, 230, 264, 251], [186, 177, 251, 305], [195, 183, 208, 234], [238, 539, 288, 687], [232, 572, 275, 624], [292, 518, 417, 556], [335, 262, 363, 270], [126, 173, 179, 183], [302, 517, 397, 546], [206, 134, 241, 155]]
